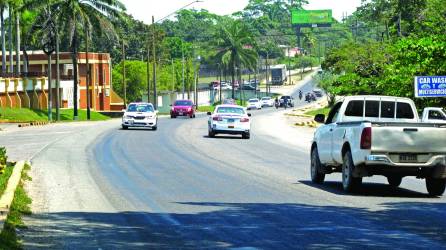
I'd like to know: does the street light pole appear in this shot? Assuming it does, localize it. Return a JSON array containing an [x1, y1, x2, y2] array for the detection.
[[182, 41, 185, 99], [146, 40, 150, 103], [152, 16, 157, 109], [122, 40, 126, 107]]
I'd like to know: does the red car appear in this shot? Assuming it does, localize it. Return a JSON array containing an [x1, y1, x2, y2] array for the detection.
[[170, 100, 196, 118]]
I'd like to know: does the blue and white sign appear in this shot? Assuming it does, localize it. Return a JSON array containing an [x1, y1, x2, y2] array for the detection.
[[414, 76, 446, 97]]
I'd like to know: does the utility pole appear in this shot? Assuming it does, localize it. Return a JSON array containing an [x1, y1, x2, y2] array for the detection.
[[47, 54, 52, 121], [254, 59, 258, 97], [266, 52, 269, 95], [55, 25, 60, 121], [182, 41, 185, 99], [171, 58, 175, 92], [146, 42, 150, 103], [288, 46, 291, 85], [152, 16, 157, 109], [86, 30, 91, 120], [122, 40, 126, 107], [219, 64, 222, 103]]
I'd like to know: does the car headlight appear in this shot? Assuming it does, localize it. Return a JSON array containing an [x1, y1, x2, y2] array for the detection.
[[146, 115, 154, 119]]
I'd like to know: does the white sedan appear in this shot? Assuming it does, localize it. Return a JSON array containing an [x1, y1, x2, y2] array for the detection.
[[122, 102, 158, 130], [260, 96, 274, 107], [207, 105, 251, 139], [246, 98, 262, 110]]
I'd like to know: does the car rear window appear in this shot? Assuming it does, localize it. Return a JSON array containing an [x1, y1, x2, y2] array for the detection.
[[365, 101, 379, 117], [249, 99, 258, 103], [345, 100, 364, 117], [396, 102, 414, 119], [381, 101, 395, 118], [174, 100, 192, 106], [216, 107, 245, 114]]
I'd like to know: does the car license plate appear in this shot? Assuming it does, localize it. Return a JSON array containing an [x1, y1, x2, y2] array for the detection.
[[399, 154, 417, 163], [228, 125, 234, 129], [129, 120, 134, 125]]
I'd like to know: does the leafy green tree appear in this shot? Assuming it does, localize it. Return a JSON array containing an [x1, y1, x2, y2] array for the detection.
[[47, 0, 125, 119], [215, 20, 258, 98]]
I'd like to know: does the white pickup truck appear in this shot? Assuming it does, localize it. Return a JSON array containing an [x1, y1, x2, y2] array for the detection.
[[421, 107, 446, 124], [311, 96, 446, 196]]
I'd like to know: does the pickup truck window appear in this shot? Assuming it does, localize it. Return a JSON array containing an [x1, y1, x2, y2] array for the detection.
[[326, 102, 343, 124], [365, 101, 379, 117], [381, 101, 395, 118], [429, 110, 446, 120], [396, 102, 415, 119], [345, 100, 363, 117]]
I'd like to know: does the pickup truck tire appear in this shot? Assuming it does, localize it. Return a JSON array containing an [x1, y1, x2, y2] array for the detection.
[[311, 147, 325, 184], [387, 176, 403, 188], [426, 178, 446, 196], [342, 151, 362, 192], [122, 125, 128, 130]]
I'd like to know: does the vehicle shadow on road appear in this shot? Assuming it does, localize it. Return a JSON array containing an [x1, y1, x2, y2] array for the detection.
[[298, 180, 433, 198], [202, 135, 244, 140], [20, 202, 446, 249]]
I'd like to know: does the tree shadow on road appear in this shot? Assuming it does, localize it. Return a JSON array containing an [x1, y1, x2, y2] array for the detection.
[[298, 180, 433, 198], [19, 202, 446, 249]]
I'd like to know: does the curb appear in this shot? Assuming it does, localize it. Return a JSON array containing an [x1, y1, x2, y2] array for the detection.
[[0, 161, 25, 230], [18, 121, 50, 128], [294, 121, 318, 128]]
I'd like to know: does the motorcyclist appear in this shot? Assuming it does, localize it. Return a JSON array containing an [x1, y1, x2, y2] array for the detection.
[[274, 97, 279, 109], [299, 90, 303, 100]]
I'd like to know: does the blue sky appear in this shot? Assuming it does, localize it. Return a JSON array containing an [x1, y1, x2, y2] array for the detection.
[[121, 0, 363, 24]]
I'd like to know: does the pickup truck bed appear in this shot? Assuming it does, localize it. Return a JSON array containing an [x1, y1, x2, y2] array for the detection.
[[311, 96, 446, 196]]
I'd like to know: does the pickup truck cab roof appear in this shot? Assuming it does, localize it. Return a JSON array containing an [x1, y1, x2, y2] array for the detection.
[[329, 95, 419, 124]]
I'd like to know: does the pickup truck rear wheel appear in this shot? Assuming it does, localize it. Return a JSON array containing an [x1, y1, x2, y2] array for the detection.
[[342, 151, 362, 193], [208, 129, 215, 138], [310, 147, 325, 184], [387, 176, 403, 188], [426, 178, 446, 196]]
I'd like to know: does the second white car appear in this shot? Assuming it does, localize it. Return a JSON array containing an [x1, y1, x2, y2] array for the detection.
[[260, 96, 274, 107], [247, 98, 262, 110]]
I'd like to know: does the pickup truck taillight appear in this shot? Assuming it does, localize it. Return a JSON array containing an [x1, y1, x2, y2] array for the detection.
[[360, 127, 372, 149]]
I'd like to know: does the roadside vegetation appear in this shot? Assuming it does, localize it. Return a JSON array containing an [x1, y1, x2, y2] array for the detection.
[[313, 0, 446, 109], [305, 107, 330, 117], [0, 108, 110, 123], [0, 163, 32, 250]]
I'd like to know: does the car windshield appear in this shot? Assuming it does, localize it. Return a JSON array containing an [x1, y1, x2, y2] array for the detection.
[[216, 107, 245, 114], [174, 100, 192, 106], [127, 104, 154, 112]]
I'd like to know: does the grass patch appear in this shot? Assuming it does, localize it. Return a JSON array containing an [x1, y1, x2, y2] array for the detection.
[[0, 108, 109, 123], [305, 107, 330, 117], [0, 164, 32, 250], [0, 163, 14, 198], [197, 105, 215, 113]]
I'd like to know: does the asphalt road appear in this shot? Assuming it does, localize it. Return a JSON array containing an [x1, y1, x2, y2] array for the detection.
[[13, 79, 446, 249]]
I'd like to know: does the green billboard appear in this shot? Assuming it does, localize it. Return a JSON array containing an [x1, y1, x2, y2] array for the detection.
[[291, 9, 332, 26]]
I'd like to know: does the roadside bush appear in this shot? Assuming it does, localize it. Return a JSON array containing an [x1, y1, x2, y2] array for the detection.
[[0, 147, 7, 175]]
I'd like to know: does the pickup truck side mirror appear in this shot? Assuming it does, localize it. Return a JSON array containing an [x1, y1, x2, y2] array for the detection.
[[314, 114, 325, 123], [207, 112, 212, 116]]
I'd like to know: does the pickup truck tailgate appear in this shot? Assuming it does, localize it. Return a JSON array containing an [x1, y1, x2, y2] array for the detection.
[[371, 123, 446, 153]]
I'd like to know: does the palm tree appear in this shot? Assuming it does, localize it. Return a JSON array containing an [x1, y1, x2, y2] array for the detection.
[[0, 1, 8, 74], [215, 20, 258, 99], [48, 0, 125, 119], [9, 0, 22, 75]]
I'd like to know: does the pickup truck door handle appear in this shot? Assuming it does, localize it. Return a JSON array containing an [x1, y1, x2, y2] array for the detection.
[[404, 128, 418, 132]]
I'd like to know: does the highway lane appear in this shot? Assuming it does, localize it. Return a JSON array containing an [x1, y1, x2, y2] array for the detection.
[[19, 80, 446, 249]]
